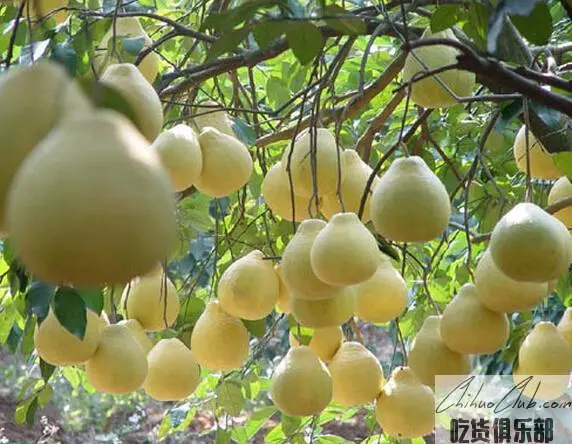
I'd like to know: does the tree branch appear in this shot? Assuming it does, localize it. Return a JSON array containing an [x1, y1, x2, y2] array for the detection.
[[254, 52, 406, 147], [406, 38, 572, 117], [159, 22, 412, 97], [356, 89, 406, 160]]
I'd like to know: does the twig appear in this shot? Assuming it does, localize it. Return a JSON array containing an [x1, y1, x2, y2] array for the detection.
[[255, 52, 406, 147], [357, 109, 432, 219], [348, 317, 364, 344], [356, 90, 406, 161], [405, 37, 572, 117]]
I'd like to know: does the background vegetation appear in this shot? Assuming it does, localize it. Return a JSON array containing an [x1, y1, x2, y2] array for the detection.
[[0, 0, 571, 442]]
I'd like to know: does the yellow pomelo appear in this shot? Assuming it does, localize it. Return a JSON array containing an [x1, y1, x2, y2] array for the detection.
[[321, 150, 380, 221], [152, 124, 202, 192], [310, 212, 380, 286], [291, 288, 355, 328], [440, 283, 510, 354], [402, 28, 475, 108], [193, 100, 235, 137], [100, 63, 163, 142], [281, 127, 342, 197], [190, 300, 249, 371], [117, 319, 154, 354], [518, 322, 572, 375], [218, 250, 279, 320], [270, 346, 332, 416], [557, 308, 572, 347], [280, 219, 340, 299], [121, 271, 180, 332], [6, 110, 176, 286], [328, 341, 384, 406], [512, 367, 570, 401], [548, 176, 572, 227], [86, 324, 148, 394], [408, 316, 472, 388], [375, 367, 435, 439], [474, 249, 548, 313], [0, 60, 91, 232], [289, 326, 343, 363], [352, 260, 407, 323], [93, 17, 159, 84], [274, 264, 291, 314], [21, 0, 69, 24], [143, 338, 201, 401], [489, 203, 572, 283], [513, 125, 560, 180], [34, 308, 101, 366], [262, 162, 320, 221], [514, 323, 572, 401], [195, 127, 253, 197], [370, 156, 451, 242]]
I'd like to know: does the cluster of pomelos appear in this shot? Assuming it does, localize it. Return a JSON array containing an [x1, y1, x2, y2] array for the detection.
[[0, 15, 255, 402], [1, 8, 571, 440]]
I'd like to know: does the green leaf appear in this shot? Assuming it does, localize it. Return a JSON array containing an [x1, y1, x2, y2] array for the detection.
[[316, 435, 352, 444], [217, 380, 245, 416], [487, 0, 544, 54], [40, 359, 56, 382], [253, 21, 291, 49], [553, 152, 572, 178], [171, 406, 196, 432], [6, 324, 22, 353], [323, 5, 366, 35], [430, 5, 460, 33], [530, 101, 562, 128], [53, 287, 87, 340], [216, 429, 232, 444], [511, 2, 552, 45], [77, 288, 104, 315], [37, 385, 53, 407], [20, 316, 36, 355], [62, 366, 81, 388], [286, 22, 323, 65], [203, 0, 289, 32], [242, 318, 266, 337], [232, 119, 257, 146], [209, 27, 251, 59], [281, 413, 302, 436], [184, 208, 215, 232], [122, 36, 146, 56], [25, 281, 54, 322], [179, 296, 205, 327], [14, 396, 38, 427], [244, 406, 276, 439], [157, 413, 172, 439], [496, 99, 523, 130], [266, 76, 290, 108], [50, 43, 78, 76]]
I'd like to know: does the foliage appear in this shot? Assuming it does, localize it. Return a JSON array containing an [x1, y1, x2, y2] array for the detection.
[[0, 0, 571, 442]]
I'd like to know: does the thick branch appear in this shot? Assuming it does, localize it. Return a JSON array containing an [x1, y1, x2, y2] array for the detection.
[[407, 38, 572, 117]]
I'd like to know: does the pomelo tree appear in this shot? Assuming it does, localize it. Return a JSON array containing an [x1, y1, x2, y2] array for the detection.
[[0, 0, 571, 442]]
